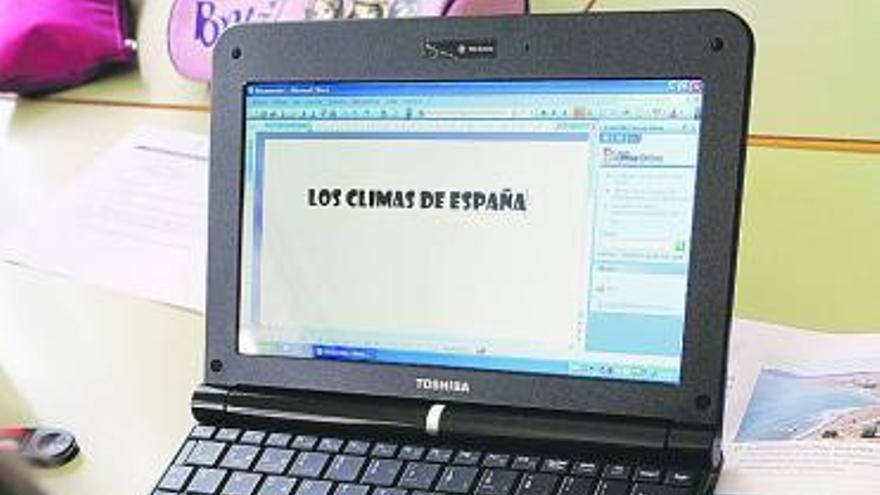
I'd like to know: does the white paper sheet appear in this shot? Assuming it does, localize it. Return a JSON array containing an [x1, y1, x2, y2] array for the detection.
[[0, 126, 208, 311], [719, 319, 880, 495]]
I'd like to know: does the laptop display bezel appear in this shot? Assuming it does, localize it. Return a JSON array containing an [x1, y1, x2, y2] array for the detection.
[[207, 11, 753, 427]]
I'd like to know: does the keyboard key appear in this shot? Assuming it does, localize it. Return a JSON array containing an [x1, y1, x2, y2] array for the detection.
[[601, 464, 631, 481], [373, 488, 407, 495], [216, 428, 242, 442], [175, 440, 198, 465], [292, 435, 319, 450], [334, 483, 370, 495], [158, 465, 193, 491], [290, 452, 330, 478], [633, 467, 662, 484], [425, 448, 453, 463], [569, 462, 599, 478], [255, 448, 296, 475], [220, 445, 260, 470], [325, 455, 367, 482], [511, 456, 540, 471], [631, 484, 690, 495], [483, 454, 510, 468], [266, 433, 293, 448], [398, 462, 441, 490], [398, 445, 425, 460], [361, 459, 403, 486], [436, 466, 479, 493], [187, 467, 228, 494], [371, 443, 398, 458], [541, 460, 569, 474], [191, 425, 217, 440], [241, 430, 267, 445], [664, 470, 697, 487], [514, 473, 559, 495], [556, 476, 594, 495], [453, 450, 481, 466], [222, 471, 262, 495], [592, 480, 629, 495], [318, 438, 345, 453], [475, 469, 519, 495], [258, 476, 298, 495], [295, 479, 333, 495], [344, 441, 372, 456], [188, 441, 227, 467]]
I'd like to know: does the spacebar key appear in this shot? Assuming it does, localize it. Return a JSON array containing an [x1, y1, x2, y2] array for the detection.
[[514, 473, 559, 495]]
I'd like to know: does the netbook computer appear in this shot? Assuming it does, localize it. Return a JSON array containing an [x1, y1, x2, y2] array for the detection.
[[152, 11, 753, 495]]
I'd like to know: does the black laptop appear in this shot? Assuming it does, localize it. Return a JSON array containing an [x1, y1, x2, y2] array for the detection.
[[152, 11, 753, 495]]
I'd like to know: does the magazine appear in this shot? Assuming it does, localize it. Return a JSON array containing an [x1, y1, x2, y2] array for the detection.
[[719, 320, 880, 495]]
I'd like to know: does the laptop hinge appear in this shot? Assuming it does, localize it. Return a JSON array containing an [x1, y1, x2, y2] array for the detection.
[[440, 403, 669, 450], [192, 384, 429, 437], [189, 384, 712, 453], [191, 384, 230, 424]]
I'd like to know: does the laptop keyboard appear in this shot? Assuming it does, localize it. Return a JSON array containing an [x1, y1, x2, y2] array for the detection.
[[154, 425, 704, 495]]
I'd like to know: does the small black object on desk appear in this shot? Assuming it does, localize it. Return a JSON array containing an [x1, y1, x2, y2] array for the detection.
[[0, 426, 79, 468]]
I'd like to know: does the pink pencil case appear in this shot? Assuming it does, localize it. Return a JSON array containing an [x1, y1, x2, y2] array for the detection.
[[168, 0, 526, 82], [0, 0, 136, 95]]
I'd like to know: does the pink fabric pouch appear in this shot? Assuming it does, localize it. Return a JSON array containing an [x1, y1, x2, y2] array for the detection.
[[168, 0, 526, 82], [0, 0, 136, 95]]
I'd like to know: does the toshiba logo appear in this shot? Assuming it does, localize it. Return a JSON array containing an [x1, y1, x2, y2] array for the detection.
[[415, 378, 471, 394]]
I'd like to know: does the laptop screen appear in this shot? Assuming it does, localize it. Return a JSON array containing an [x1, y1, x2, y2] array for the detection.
[[239, 79, 703, 385]]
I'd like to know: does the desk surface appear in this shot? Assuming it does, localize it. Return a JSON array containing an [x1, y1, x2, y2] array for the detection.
[[0, 100, 209, 494], [0, 1, 878, 494]]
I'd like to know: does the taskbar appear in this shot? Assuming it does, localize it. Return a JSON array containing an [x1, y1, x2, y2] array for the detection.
[[244, 341, 681, 385]]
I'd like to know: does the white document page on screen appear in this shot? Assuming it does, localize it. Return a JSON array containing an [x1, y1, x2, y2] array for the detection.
[[0, 127, 208, 311], [255, 138, 593, 356]]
